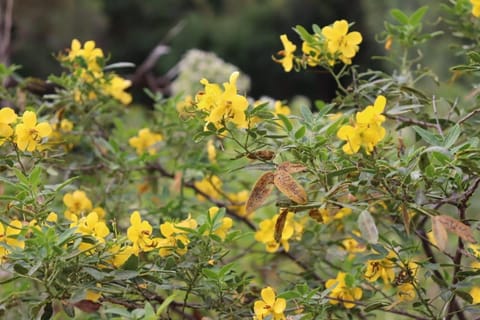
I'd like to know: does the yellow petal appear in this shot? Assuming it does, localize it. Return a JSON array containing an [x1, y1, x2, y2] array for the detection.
[[0, 107, 17, 124], [22, 111, 37, 127], [261, 287, 276, 306]]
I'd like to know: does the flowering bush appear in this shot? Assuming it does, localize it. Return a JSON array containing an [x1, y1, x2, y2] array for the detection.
[[3, 1, 480, 319]]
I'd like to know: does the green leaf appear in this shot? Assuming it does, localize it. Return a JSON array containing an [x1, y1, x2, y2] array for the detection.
[[202, 268, 219, 280], [409, 6, 428, 25], [277, 114, 293, 132], [294, 126, 306, 139], [443, 124, 461, 148], [364, 302, 390, 312], [294, 25, 314, 42], [390, 9, 409, 24], [412, 126, 441, 146]]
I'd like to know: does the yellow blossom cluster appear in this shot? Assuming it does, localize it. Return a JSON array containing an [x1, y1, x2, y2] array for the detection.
[[326, 271, 363, 309], [274, 19, 362, 72], [255, 211, 304, 253], [70, 211, 110, 252], [194, 175, 223, 201], [128, 128, 163, 155], [0, 219, 24, 263], [64, 39, 132, 105], [157, 215, 198, 257], [337, 95, 387, 154], [195, 71, 249, 130], [0, 107, 52, 152], [205, 207, 233, 241]]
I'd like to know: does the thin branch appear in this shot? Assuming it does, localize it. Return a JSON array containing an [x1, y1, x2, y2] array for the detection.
[[384, 113, 438, 128]]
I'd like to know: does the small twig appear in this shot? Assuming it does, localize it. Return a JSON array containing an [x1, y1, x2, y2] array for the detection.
[[431, 96, 444, 137], [384, 113, 437, 128], [458, 109, 480, 125]]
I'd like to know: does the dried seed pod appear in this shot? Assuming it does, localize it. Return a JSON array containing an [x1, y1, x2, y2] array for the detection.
[[431, 216, 448, 251], [274, 208, 289, 243], [436, 215, 477, 244], [273, 169, 307, 204], [277, 162, 307, 174], [245, 172, 275, 215], [246, 150, 276, 161]]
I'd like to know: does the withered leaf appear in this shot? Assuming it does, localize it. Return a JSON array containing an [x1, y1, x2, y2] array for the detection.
[[431, 216, 448, 251], [277, 162, 307, 174], [358, 210, 378, 244], [436, 215, 477, 244], [247, 150, 276, 161], [273, 169, 307, 204], [401, 203, 410, 236], [274, 209, 289, 243], [245, 172, 275, 215], [73, 300, 102, 313]]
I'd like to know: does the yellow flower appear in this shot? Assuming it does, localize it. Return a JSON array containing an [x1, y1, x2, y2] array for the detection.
[[14, 111, 52, 152], [108, 244, 135, 267], [274, 34, 297, 72], [194, 175, 223, 201], [103, 75, 132, 105], [273, 101, 291, 118], [253, 286, 286, 320], [322, 20, 362, 65], [337, 95, 387, 155], [255, 211, 303, 253], [63, 190, 93, 221], [67, 39, 104, 74], [207, 139, 217, 163], [470, 287, 480, 304], [157, 216, 197, 257], [471, 0, 480, 17], [342, 235, 366, 255], [0, 107, 17, 144], [302, 41, 322, 67], [396, 283, 416, 302], [364, 251, 396, 284], [227, 190, 249, 217], [207, 206, 233, 240], [176, 95, 195, 118], [196, 72, 249, 130], [127, 211, 159, 254], [129, 128, 163, 155], [60, 119, 74, 132], [326, 272, 362, 309], [46, 212, 58, 223], [85, 290, 102, 302], [70, 211, 110, 251], [0, 220, 24, 262]]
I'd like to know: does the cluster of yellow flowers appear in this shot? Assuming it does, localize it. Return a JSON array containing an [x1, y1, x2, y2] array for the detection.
[[253, 286, 286, 320], [0, 107, 52, 152], [274, 19, 362, 72], [65, 39, 132, 105], [254, 211, 304, 253], [0, 219, 24, 263], [325, 271, 363, 309], [194, 71, 249, 130], [337, 95, 387, 155], [128, 128, 163, 155]]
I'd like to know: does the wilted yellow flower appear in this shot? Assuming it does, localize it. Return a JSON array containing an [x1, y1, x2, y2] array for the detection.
[[253, 286, 286, 320], [63, 190, 93, 221], [14, 111, 52, 152], [129, 128, 163, 155], [364, 251, 396, 284], [396, 283, 416, 302], [0, 107, 17, 145], [326, 271, 362, 308], [274, 34, 297, 72], [322, 20, 362, 65], [0, 220, 24, 262]]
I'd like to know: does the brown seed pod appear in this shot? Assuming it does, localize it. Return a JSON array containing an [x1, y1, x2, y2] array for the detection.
[[245, 172, 275, 215], [277, 162, 307, 174], [435, 215, 477, 244], [273, 169, 307, 204], [274, 208, 289, 243], [246, 150, 276, 161], [431, 216, 448, 251]]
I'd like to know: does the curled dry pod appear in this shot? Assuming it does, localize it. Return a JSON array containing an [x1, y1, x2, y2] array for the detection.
[[273, 169, 307, 204], [246, 150, 276, 161], [277, 162, 307, 174], [436, 215, 477, 244], [274, 208, 289, 243], [245, 172, 275, 215], [431, 216, 448, 251]]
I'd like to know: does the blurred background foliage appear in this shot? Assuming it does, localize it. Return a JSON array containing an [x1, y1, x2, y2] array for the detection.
[[9, 0, 462, 102]]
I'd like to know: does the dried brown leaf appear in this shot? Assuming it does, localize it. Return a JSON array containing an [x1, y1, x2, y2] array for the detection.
[[246, 150, 276, 161], [431, 216, 448, 251], [436, 215, 477, 244], [73, 300, 102, 313], [273, 169, 307, 204], [277, 162, 307, 174], [401, 203, 410, 236], [274, 209, 289, 243], [245, 172, 275, 215]]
